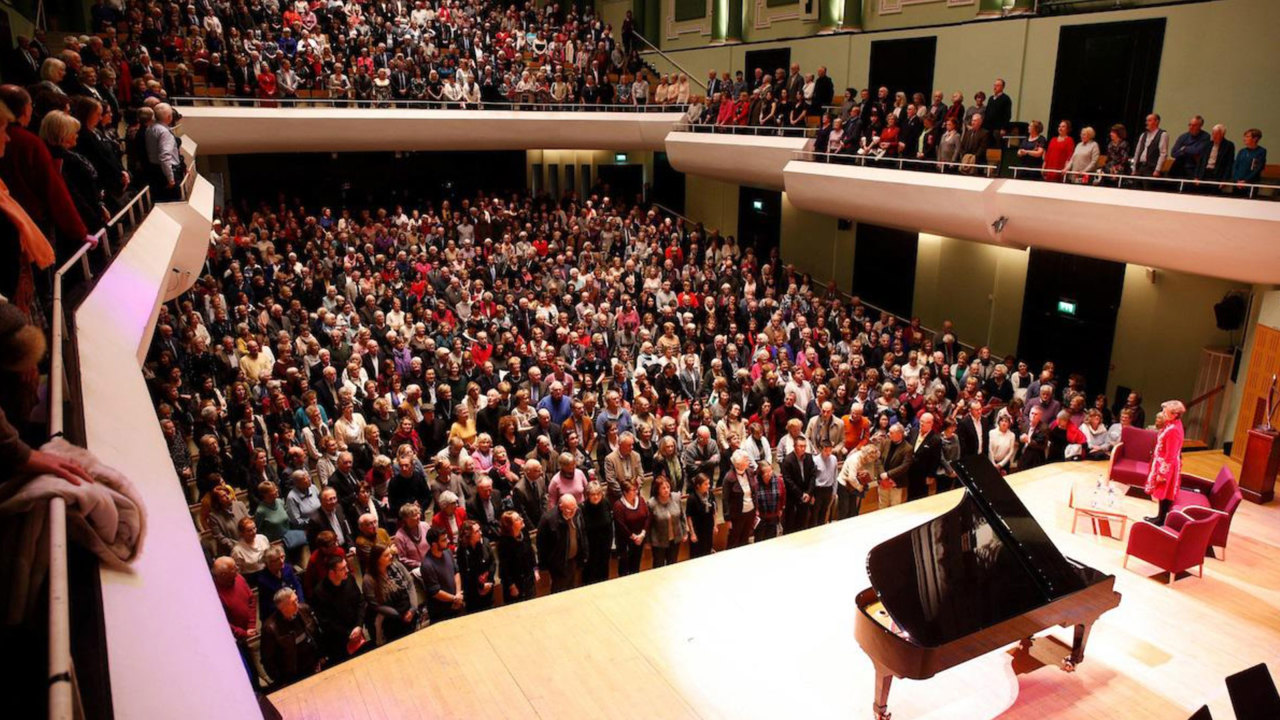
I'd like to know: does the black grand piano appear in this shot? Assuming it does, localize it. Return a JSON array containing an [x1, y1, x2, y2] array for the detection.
[[854, 457, 1122, 719]]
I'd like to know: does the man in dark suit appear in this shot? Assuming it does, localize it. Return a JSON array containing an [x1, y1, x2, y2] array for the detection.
[[307, 487, 355, 550], [466, 476, 503, 541], [907, 414, 942, 502], [780, 436, 817, 534], [315, 365, 343, 418], [327, 452, 361, 507], [1195, 123, 1236, 182], [811, 65, 835, 115], [985, 78, 1013, 145], [879, 424, 914, 508], [536, 494, 586, 593], [231, 55, 256, 97], [956, 400, 992, 459], [511, 459, 549, 527]]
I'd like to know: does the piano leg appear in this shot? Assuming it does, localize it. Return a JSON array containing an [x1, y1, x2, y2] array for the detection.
[[872, 663, 894, 720], [1063, 622, 1093, 672]]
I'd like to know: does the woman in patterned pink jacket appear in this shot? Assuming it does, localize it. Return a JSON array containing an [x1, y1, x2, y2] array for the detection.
[[1144, 400, 1186, 526]]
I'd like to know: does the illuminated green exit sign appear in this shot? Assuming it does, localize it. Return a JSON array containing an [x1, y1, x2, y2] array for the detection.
[[1057, 299, 1077, 316]]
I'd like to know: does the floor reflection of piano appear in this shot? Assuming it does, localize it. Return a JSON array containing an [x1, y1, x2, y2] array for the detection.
[[854, 457, 1122, 719]]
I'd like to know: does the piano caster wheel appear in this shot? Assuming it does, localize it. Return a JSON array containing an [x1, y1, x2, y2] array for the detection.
[[874, 710, 891, 720], [1060, 659, 1076, 673]]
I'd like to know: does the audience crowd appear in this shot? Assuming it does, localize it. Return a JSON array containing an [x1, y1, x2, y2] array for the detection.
[[17, 1, 695, 108], [142, 180, 1153, 687], [689, 64, 1267, 188]]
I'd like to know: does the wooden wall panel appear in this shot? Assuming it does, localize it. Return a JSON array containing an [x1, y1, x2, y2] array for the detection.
[[1232, 324, 1280, 461]]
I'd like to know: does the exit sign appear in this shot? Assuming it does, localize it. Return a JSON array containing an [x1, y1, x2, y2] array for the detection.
[[615, 153, 628, 163], [1057, 299, 1077, 316]]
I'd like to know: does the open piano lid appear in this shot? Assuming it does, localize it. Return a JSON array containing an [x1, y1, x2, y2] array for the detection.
[[865, 456, 1106, 647]]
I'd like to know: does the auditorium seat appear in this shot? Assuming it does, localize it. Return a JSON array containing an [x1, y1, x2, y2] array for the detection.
[[1124, 506, 1221, 582], [1107, 425, 1159, 488], [1174, 466, 1243, 560]]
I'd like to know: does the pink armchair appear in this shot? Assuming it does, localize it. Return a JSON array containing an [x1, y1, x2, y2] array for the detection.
[[1124, 507, 1222, 582], [1107, 425, 1159, 488], [1174, 466, 1243, 560]]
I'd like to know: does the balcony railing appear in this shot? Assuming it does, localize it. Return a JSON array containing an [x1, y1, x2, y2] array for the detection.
[[170, 94, 689, 113], [46, 181, 160, 720], [792, 148, 1277, 199]]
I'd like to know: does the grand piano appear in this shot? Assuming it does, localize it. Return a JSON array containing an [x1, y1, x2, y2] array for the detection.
[[854, 457, 1122, 719]]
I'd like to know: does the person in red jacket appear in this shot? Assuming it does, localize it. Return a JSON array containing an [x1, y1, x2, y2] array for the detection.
[[0, 85, 94, 257], [733, 91, 751, 126], [1144, 400, 1186, 526]]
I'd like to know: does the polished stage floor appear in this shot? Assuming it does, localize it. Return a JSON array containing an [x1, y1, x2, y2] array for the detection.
[[269, 452, 1280, 719]]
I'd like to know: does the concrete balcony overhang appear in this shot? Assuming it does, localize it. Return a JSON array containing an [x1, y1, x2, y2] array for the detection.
[[784, 160, 1280, 283], [176, 106, 683, 154], [665, 131, 809, 191]]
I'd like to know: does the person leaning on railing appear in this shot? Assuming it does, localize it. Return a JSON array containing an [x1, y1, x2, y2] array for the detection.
[[0, 303, 94, 487]]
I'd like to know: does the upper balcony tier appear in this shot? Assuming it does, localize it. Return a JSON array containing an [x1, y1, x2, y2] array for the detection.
[[173, 98, 684, 154]]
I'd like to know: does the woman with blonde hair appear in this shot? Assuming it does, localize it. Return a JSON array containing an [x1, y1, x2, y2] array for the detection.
[[1144, 400, 1186, 526], [41, 109, 105, 232]]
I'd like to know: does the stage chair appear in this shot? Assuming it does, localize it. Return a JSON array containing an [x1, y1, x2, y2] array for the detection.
[[1123, 507, 1220, 582], [1107, 425, 1159, 488], [1174, 466, 1243, 560]]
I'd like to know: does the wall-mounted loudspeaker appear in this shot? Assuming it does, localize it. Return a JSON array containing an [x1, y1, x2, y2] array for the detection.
[[1214, 292, 1247, 331]]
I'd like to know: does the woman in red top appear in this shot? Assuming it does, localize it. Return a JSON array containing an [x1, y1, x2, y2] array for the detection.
[[256, 67, 278, 108], [879, 114, 903, 157], [1043, 120, 1076, 182], [612, 480, 650, 577]]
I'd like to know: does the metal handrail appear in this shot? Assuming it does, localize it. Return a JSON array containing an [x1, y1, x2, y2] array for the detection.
[[46, 183, 153, 720], [630, 30, 708, 92], [674, 120, 814, 138], [1005, 165, 1274, 198], [796, 149, 1000, 175], [170, 94, 689, 113]]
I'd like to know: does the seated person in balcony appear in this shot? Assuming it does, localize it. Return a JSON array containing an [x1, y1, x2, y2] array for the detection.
[[1169, 115, 1211, 178], [260, 587, 321, 687], [1233, 128, 1267, 187]]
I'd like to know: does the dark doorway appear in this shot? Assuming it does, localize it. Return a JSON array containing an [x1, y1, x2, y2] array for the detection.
[[852, 224, 917, 318], [737, 186, 781, 265], [868, 36, 936, 105], [652, 152, 686, 215], [744, 47, 791, 85], [226, 150, 524, 210], [596, 164, 645, 207], [1049, 19, 1164, 141], [1017, 249, 1126, 396]]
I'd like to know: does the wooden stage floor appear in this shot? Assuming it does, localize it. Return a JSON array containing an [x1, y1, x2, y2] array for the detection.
[[269, 451, 1280, 719]]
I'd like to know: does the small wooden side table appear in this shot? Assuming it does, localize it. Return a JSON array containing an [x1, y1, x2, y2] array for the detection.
[[1069, 479, 1130, 540]]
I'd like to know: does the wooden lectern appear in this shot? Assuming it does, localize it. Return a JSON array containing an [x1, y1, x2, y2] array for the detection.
[[1239, 428, 1280, 504]]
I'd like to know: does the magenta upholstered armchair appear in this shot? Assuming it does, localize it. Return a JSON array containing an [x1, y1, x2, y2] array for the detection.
[[1107, 425, 1159, 487], [1174, 466, 1243, 560], [1124, 507, 1222, 582]]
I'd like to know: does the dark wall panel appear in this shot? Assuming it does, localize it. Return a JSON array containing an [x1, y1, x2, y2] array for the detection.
[[852, 224, 917, 318], [1016, 249, 1126, 397]]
